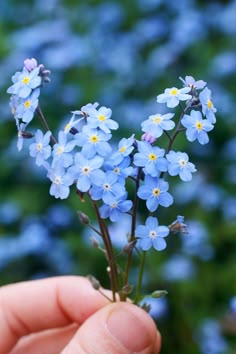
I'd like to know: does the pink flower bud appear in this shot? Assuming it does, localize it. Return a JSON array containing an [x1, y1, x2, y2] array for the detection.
[[24, 58, 38, 71], [141, 132, 157, 144]]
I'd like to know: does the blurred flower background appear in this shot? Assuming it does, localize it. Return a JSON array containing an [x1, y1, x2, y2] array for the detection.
[[0, 0, 236, 353]]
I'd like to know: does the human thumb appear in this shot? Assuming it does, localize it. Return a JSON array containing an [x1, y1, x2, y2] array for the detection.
[[61, 302, 161, 353]]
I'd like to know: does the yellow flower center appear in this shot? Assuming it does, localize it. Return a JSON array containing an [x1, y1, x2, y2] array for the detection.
[[36, 143, 43, 151], [98, 114, 106, 121], [170, 88, 179, 96], [153, 116, 162, 124], [22, 76, 30, 85], [64, 123, 71, 132], [24, 100, 31, 108], [119, 146, 126, 153], [89, 135, 99, 143], [195, 121, 203, 130], [149, 153, 157, 161], [207, 100, 213, 109], [56, 146, 64, 155], [152, 188, 160, 197]]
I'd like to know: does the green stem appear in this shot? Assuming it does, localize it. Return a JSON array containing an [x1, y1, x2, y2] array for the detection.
[[134, 251, 146, 304]]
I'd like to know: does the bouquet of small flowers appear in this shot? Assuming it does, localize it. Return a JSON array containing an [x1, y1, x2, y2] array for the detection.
[[7, 58, 216, 305]]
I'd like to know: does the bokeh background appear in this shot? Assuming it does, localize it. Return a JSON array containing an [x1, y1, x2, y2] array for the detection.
[[0, 0, 236, 353]]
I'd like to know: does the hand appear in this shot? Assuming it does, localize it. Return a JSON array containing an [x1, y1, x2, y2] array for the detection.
[[0, 276, 161, 353]]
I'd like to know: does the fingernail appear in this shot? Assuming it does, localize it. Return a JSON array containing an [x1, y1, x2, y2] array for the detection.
[[107, 306, 152, 352]]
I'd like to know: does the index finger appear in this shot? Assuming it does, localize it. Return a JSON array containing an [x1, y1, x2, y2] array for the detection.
[[0, 276, 109, 353]]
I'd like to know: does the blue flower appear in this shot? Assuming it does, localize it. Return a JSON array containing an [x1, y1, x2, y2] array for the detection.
[[15, 88, 40, 124], [99, 192, 133, 222], [63, 113, 84, 134], [166, 150, 196, 181], [199, 87, 217, 124], [87, 105, 119, 133], [181, 110, 214, 145], [136, 216, 169, 251], [74, 126, 112, 158], [47, 164, 74, 199], [89, 171, 125, 203], [7, 67, 41, 98], [68, 153, 104, 192], [24, 58, 38, 71], [138, 175, 173, 212], [134, 141, 168, 177], [179, 75, 206, 90], [141, 112, 175, 138], [157, 86, 191, 108], [52, 131, 76, 168], [111, 134, 135, 165], [104, 156, 134, 183], [29, 129, 52, 166]]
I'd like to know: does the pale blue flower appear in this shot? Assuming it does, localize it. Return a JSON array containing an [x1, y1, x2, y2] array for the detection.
[[7, 67, 41, 98], [99, 192, 133, 222], [52, 131, 76, 168], [90, 171, 125, 203], [136, 216, 169, 251], [166, 150, 196, 181], [74, 126, 112, 158], [104, 157, 134, 183], [134, 141, 168, 177], [29, 129, 52, 166], [16, 88, 40, 123], [141, 112, 175, 138], [181, 110, 214, 145], [111, 134, 135, 165], [138, 175, 173, 212], [199, 87, 217, 124], [179, 75, 206, 90], [87, 106, 118, 133], [47, 164, 74, 199], [157, 86, 191, 108], [68, 153, 104, 192]]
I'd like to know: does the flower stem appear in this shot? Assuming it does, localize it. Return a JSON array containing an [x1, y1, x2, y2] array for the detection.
[[134, 251, 146, 304], [36, 105, 57, 144]]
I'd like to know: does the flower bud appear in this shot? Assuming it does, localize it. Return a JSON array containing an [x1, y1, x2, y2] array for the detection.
[[77, 211, 90, 224], [151, 290, 168, 298], [141, 132, 157, 144], [24, 58, 38, 71]]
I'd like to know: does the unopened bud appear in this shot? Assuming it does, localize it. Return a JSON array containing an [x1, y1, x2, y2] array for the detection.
[[141, 132, 157, 144], [123, 240, 137, 254], [86, 275, 101, 290], [77, 211, 90, 224], [90, 236, 100, 248], [24, 58, 38, 71]]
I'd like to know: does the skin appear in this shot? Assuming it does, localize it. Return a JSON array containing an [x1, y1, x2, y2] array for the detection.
[[0, 276, 161, 354]]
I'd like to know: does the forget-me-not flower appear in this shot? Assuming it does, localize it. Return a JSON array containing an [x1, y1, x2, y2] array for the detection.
[[7, 67, 41, 98], [16, 88, 40, 124], [89, 171, 125, 203], [29, 129, 52, 166], [111, 134, 135, 165], [104, 156, 134, 184], [74, 126, 112, 158], [136, 216, 169, 251], [141, 112, 175, 138], [47, 164, 74, 199], [68, 153, 104, 192], [181, 110, 214, 145], [179, 75, 206, 90], [99, 192, 133, 222], [157, 86, 191, 108], [52, 131, 75, 168], [199, 87, 217, 124], [87, 106, 118, 133], [166, 150, 196, 181], [134, 141, 168, 177], [138, 175, 173, 212]]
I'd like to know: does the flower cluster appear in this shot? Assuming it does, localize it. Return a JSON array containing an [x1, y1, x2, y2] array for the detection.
[[7, 61, 217, 302]]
